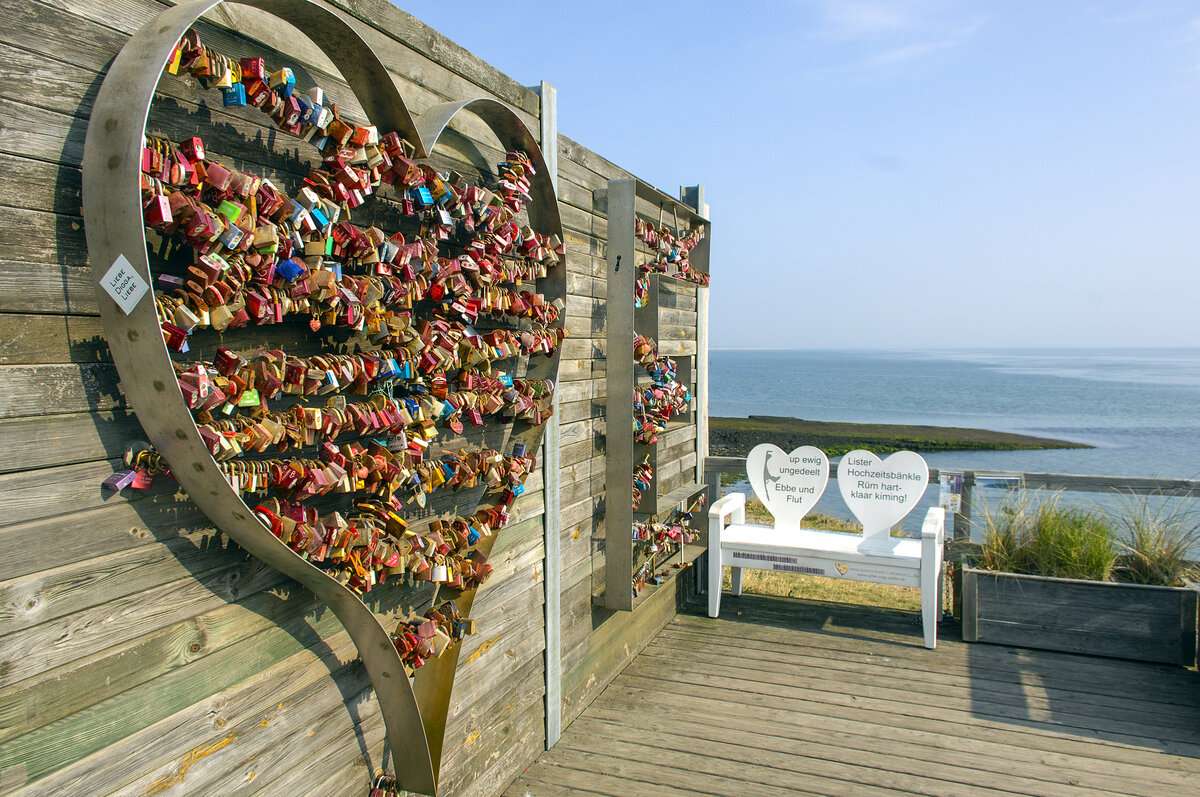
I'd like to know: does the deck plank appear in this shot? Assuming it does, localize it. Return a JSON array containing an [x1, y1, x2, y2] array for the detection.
[[504, 594, 1200, 796]]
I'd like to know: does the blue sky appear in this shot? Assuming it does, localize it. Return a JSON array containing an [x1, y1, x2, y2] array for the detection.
[[397, 1, 1200, 349]]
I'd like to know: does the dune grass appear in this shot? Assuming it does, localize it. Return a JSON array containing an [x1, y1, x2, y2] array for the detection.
[[977, 489, 1199, 587], [1109, 492, 1200, 587]]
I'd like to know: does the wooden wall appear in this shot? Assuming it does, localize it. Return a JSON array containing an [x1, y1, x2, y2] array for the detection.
[[0, 1, 705, 795], [553, 155, 706, 725]]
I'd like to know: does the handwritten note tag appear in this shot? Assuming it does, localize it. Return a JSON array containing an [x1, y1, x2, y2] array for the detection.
[[100, 254, 149, 315], [746, 444, 829, 530], [837, 449, 928, 547]]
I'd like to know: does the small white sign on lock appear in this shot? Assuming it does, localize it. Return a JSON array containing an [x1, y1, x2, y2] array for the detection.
[[101, 254, 149, 315]]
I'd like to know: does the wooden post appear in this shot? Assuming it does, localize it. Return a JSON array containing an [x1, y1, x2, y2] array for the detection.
[[681, 185, 709, 490], [961, 567, 979, 642], [683, 186, 710, 597], [536, 81, 562, 748], [951, 473, 973, 619], [603, 178, 637, 611], [954, 474, 973, 541]]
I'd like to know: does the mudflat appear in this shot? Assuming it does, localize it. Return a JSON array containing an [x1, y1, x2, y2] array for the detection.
[[710, 415, 1091, 458]]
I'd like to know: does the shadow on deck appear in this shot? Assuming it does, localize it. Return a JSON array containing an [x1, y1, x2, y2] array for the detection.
[[506, 592, 1200, 796]]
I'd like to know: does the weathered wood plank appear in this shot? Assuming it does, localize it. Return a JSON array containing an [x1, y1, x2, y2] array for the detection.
[[6, 627, 370, 796], [557, 720, 985, 797], [0, 411, 143, 473], [636, 636, 1200, 732], [641, 648, 1198, 765], [0, 600, 365, 787], [0, 362, 123, 418], [0, 152, 81, 218], [320, 0, 539, 113], [658, 322, 696, 342], [0, 259, 96, 316], [559, 135, 631, 183], [659, 308, 697, 329], [575, 707, 1131, 797], [0, 557, 281, 688], [0, 458, 180, 529], [669, 607, 1200, 703], [559, 396, 605, 425], [559, 573, 678, 729], [592, 684, 1197, 793], [181, 683, 382, 797], [557, 379, 602, 406], [0, 314, 108, 363], [0, 494, 214, 583], [0, 578, 341, 746], [443, 686, 544, 797], [558, 469, 604, 513], [521, 746, 834, 797], [0, 530, 250, 638], [654, 625, 1200, 712], [624, 649, 1200, 752], [1, 0, 531, 140], [658, 339, 698, 357], [515, 600, 1200, 797]]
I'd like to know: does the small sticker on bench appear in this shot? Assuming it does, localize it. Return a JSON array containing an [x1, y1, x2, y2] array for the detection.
[[732, 551, 798, 565], [772, 563, 826, 576]]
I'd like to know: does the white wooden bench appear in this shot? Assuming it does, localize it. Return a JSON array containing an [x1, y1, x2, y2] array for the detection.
[[707, 492, 945, 648]]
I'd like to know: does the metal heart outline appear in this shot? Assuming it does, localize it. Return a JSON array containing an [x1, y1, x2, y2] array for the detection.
[[81, 1, 564, 793]]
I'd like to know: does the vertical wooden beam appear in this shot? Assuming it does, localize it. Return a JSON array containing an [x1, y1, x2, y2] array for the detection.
[[604, 178, 637, 611], [1180, 587, 1198, 668], [961, 567, 979, 642], [536, 81, 563, 747], [681, 186, 710, 490], [955, 473, 974, 540], [635, 275, 660, 515]]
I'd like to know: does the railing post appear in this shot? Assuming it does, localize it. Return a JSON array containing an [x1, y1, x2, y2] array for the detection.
[[951, 472, 974, 619], [701, 459, 721, 594], [954, 473, 973, 542]]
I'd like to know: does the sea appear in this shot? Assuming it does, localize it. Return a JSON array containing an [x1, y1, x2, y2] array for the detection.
[[709, 348, 1200, 536]]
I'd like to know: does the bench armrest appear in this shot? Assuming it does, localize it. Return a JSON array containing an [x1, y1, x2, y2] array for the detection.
[[921, 506, 946, 545], [708, 491, 746, 547]]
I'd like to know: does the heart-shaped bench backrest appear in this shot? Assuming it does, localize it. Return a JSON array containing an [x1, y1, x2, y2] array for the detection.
[[837, 449, 929, 547], [746, 444, 829, 530], [82, 1, 564, 793]]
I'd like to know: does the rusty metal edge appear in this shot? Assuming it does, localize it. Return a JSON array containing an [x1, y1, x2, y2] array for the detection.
[[410, 96, 566, 780]]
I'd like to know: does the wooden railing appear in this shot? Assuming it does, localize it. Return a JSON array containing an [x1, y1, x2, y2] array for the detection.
[[703, 455, 1200, 541]]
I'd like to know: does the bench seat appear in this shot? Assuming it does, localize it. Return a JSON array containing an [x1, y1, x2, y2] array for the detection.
[[708, 492, 944, 648]]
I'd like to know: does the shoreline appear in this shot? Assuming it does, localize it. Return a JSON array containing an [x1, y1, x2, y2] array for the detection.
[[709, 415, 1091, 458]]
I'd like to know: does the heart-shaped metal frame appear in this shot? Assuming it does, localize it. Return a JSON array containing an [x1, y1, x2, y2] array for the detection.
[[81, 1, 563, 793]]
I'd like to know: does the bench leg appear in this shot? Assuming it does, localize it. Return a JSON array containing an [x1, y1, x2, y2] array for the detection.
[[730, 566, 743, 597], [921, 564, 939, 649], [707, 548, 722, 618]]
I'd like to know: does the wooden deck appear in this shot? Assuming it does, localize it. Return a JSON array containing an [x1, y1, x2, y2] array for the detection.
[[504, 593, 1200, 796]]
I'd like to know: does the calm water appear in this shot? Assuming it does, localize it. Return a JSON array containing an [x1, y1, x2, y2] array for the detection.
[[709, 348, 1200, 532]]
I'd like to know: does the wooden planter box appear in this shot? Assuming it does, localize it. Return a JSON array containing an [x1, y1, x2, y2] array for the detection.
[[962, 566, 1199, 666]]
